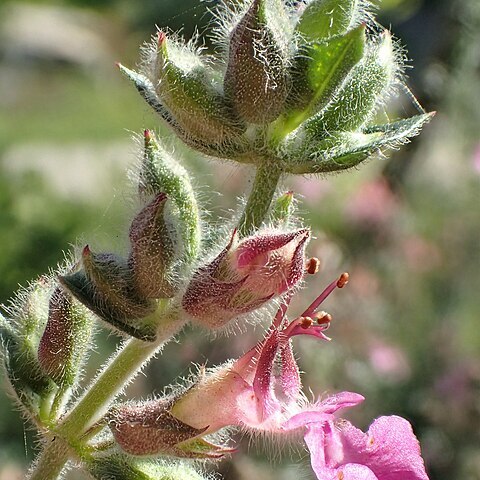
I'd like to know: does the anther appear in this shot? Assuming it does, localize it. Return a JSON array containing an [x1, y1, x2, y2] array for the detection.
[[306, 257, 320, 275], [314, 311, 332, 325], [299, 316, 313, 329], [336, 272, 349, 288]]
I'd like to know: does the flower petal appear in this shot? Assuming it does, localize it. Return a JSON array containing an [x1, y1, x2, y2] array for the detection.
[[337, 416, 429, 480]]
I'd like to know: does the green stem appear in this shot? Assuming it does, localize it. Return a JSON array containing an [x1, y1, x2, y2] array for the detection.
[[238, 162, 282, 237], [27, 437, 70, 480], [59, 310, 184, 441], [28, 306, 185, 480]]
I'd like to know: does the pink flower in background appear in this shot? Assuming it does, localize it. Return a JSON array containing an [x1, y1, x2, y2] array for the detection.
[[368, 340, 411, 382], [305, 416, 429, 480], [345, 179, 398, 228], [473, 144, 480, 174]]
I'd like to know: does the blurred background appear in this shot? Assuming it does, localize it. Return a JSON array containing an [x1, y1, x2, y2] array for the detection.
[[0, 0, 479, 478]]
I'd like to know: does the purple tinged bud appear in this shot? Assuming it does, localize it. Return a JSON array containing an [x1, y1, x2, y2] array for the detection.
[[225, 0, 290, 124], [182, 228, 310, 329], [108, 399, 207, 457], [37, 287, 93, 386], [59, 247, 157, 341], [129, 192, 177, 298]]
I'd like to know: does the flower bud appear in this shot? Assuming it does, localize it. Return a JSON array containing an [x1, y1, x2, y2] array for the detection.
[[279, 113, 435, 175], [37, 287, 93, 386], [139, 130, 201, 267], [269, 191, 295, 224], [182, 228, 310, 329], [295, 0, 359, 41], [59, 247, 157, 341], [1, 279, 55, 411], [87, 454, 209, 480], [225, 0, 291, 124], [129, 193, 177, 298], [108, 399, 207, 457], [152, 33, 246, 147]]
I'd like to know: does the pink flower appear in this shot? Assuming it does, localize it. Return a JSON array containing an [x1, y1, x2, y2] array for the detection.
[[182, 228, 310, 329], [305, 416, 429, 480], [110, 272, 359, 458], [173, 272, 361, 435]]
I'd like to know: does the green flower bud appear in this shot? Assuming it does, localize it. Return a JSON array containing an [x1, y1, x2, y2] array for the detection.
[[153, 32, 246, 147], [140, 130, 201, 266], [280, 113, 435, 174], [225, 0, 291, 124], [1, 279, 56, 411], [295, 0, 359, 41], [37, 287, 93, 387], [59, 247, 157, 341], [269, 190, 295, 224]]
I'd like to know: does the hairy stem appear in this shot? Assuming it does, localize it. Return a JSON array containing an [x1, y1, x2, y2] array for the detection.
[[238, 162, 282, 237], [28, 437, 71, 480], [28, 306, 185, 479], [59, 309, 183, 440]]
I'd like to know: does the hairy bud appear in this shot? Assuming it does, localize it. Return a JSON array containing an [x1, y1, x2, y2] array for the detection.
[[1, 279, 55, 411], [152, 33, 246, 146], [60, 247, 157, 341], [182, 228, 310, 328], [140, 130, 200, 267], [225, 0, 291, 124], [129, 193, 177, 298], [108, 399, 206, 457], [37, 287, 93, 386]]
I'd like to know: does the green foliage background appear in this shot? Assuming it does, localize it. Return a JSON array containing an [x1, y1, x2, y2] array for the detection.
[[0, 0, 479, 479]]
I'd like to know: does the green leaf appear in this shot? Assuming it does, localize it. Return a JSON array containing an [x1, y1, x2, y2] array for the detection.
[[282, 112, 435, 174], [283, 25, 365, 133], [296, 0, 359, 41], [305, 32, 396, 135]]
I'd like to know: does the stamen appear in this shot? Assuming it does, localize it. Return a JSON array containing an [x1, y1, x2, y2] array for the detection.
[[301, 272, 351, 318], [337, 272, 349, 288], [306, 257, 320, 275], [300, 316, 313, 329], [314, 311, 332, 326]]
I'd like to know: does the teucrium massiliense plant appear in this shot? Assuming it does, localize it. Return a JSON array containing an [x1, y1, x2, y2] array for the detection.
[[0, 1, 433, 479]]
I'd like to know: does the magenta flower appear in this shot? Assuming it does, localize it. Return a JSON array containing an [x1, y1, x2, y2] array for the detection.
[[182, 228, 310, 329], [173, 272, 361, 435], [305, 416, 429, 480]]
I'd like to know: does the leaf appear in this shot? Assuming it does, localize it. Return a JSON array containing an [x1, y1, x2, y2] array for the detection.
[[284, 25, 365, 132], [282, 112, 435, 174]]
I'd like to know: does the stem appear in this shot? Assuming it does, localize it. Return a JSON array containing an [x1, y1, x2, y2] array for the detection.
[[59, 311, 184, 441], [238, 162, 282, 237], [28, 302, 184, 480], [28, 437, 70, 480]]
